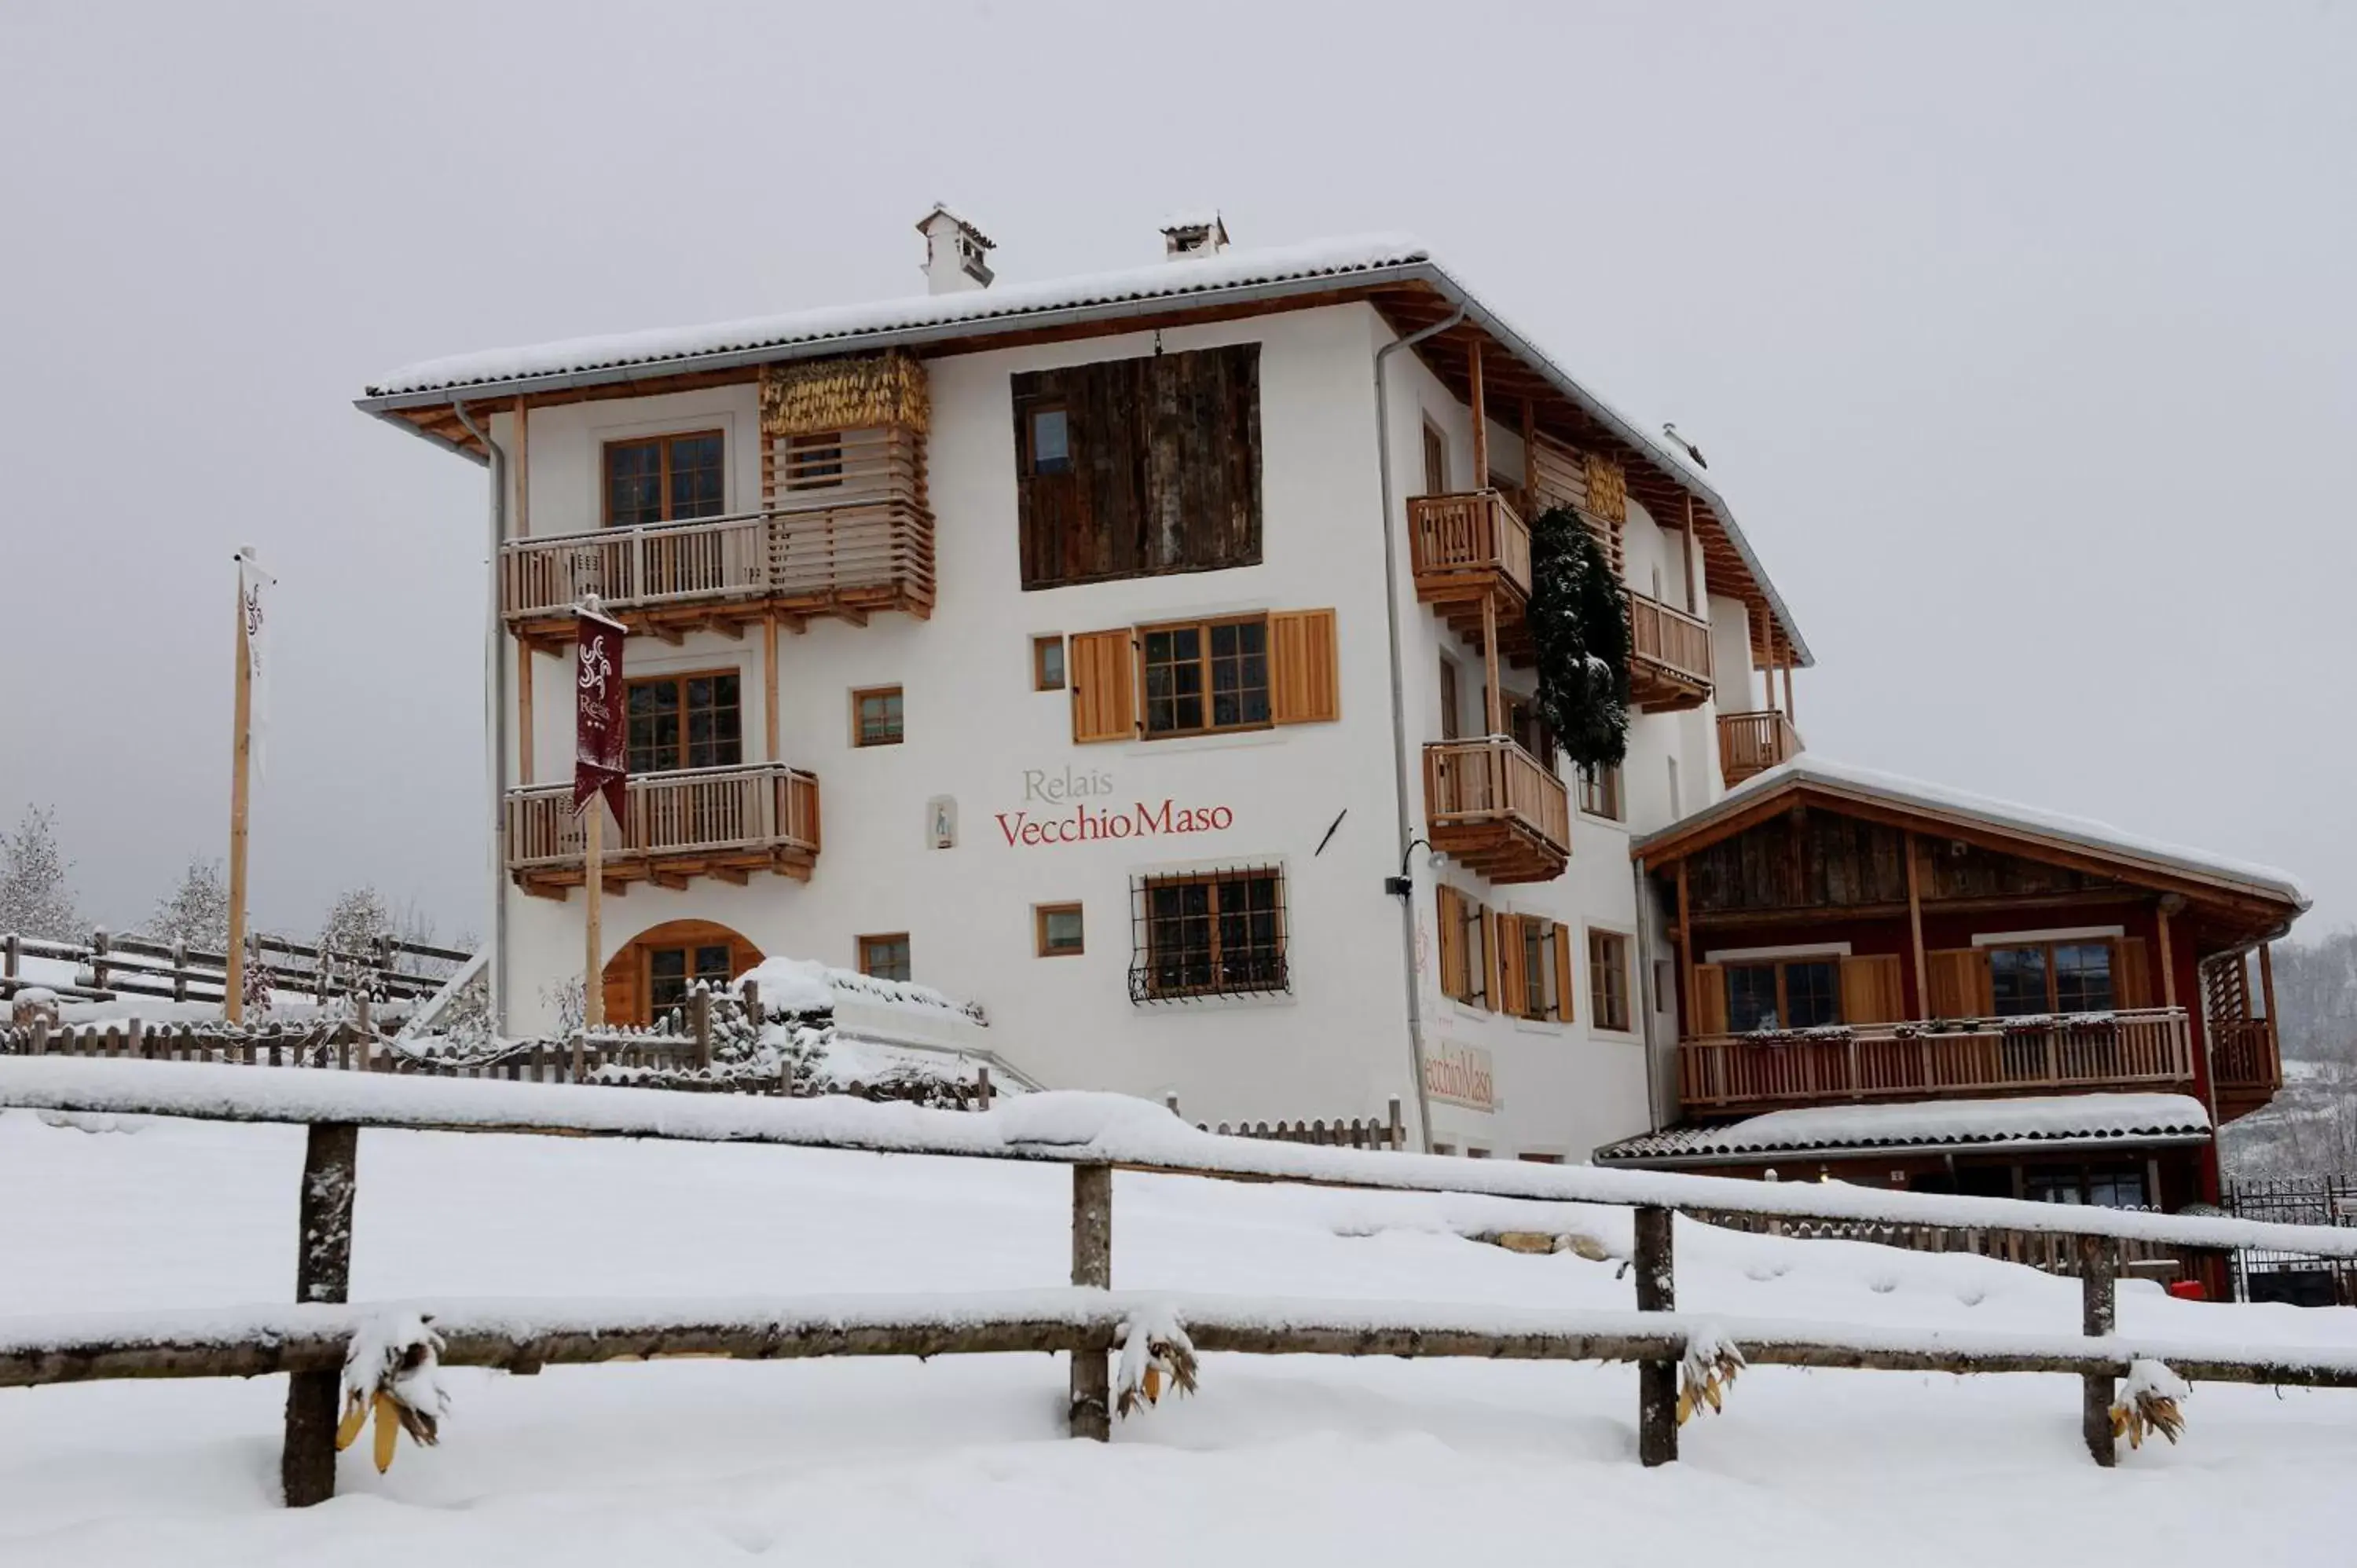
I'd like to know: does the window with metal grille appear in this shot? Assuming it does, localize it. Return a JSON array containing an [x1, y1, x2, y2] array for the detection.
[[1130, 867, 1288, 1002]]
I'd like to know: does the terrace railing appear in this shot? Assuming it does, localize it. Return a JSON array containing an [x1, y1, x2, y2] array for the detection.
[[506, 762, 819, 872], [1717, 709, 1802, 788], [1407, 490, 1532, 600]]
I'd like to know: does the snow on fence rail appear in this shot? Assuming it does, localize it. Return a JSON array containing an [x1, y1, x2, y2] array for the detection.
[[0, 928, 467, 1007], [8, 1057, 2357, 1507]]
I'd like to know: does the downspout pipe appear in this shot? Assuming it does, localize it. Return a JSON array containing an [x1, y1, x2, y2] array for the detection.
[[1374, 304, 1465, 1153], [1632, 855, 1662, 1135], [448, 401, 509, 1036]]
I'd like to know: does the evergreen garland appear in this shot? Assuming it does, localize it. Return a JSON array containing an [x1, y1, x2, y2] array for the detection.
[[1525, 506, 1633, 772]]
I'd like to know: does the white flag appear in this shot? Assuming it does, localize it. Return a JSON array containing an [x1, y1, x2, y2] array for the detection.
[[238, 548, 273, 782]]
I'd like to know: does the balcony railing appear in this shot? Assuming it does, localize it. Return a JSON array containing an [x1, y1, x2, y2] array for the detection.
[[1677, 1008, 2194, 1116], [1717, 709, 1802, 789], [1423, 735, 1571, 884], [1408, 491, 1532, 602], [1627, 592, 1713, 710], [2210, 1018, 2282, 1107], [506, 762, 820, 894], [501, 470, 933, 635]]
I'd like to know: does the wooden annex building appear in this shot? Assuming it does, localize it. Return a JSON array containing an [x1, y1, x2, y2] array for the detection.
[[1601, 757, 2306, 1218]]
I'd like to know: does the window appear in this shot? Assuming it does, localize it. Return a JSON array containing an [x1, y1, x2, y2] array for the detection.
[[1142, 616, 1269, 737], [1133, 869, 1287, 1001], [625, 672, 742, 775], [1035, 903, 1084, 958], [1022, 403, 1071, 476], [1725, 958, 1841, 1032], [1421, 422, 1448, 496], [1032, 635, 1066, 691], [604, 430, 725, 528], [647, 941, 732, 1017], [1523, 921, 1552, 1019], [1439, 657, 1462, 741], [1990, 940, 2116, 1017], [784, 430, 843, 491], [1589, 930, 1633, 1032], [1508, 699, 1555, 770], [1500, 917, 1571, 1023], [1437, 885, 1490, 1009], [852, 686, 904, 748], [858, 934, 911, 983], [1578, 763, 1623, 822], [2029, 1167, 2148, 1210]]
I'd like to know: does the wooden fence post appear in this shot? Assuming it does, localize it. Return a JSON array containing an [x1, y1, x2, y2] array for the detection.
[[1388, 1096, 1406, 1152], [1069, 1163, 1113, 1442], [3, 931, 16, 981], [741, 980, 761, 1028], [691, 987, 713, 1070], [2080, 1233, 2118, 1467], [977, 1066, 992, 1110], [88, 927, 111, 994], [283, 1122, 359, 1507], [172, 940, 189, 1003], [1634, 1205, 1677, 1467]]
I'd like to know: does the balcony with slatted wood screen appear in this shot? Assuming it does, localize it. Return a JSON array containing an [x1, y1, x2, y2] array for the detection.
[[1423, 736, 1570, 884], [505, 764, 819, 899]]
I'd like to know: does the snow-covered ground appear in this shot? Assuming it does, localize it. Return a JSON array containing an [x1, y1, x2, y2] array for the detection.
[[4, 1108, 2355, 1566]]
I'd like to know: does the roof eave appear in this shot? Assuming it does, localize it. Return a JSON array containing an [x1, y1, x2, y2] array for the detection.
[[1593, 1127, 2214, 1170]]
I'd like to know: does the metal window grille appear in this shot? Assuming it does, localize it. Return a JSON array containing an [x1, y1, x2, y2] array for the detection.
[[1128, 866, 1290, 1004]]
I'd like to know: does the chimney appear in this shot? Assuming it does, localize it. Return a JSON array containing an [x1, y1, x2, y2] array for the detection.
[[916, 204, 995, 294], [1160, 211, 1230, 259]]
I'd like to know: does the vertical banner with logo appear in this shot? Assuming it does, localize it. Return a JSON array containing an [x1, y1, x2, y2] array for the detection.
[[574, 605, 628, 823]]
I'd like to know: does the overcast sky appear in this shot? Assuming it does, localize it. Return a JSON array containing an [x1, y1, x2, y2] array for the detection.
[[2, 1, 2350, 943]]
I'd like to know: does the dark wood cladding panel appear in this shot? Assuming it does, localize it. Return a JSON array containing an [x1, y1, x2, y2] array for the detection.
[[1014, 343, 1263, 589], [1686, 808, 2115, 917]]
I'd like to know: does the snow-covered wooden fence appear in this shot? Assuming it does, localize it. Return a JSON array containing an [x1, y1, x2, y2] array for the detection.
[[8, 1057, 2357, 1506], [0, 928, 468, 1007], [1164, 1094, 1408, 1151]]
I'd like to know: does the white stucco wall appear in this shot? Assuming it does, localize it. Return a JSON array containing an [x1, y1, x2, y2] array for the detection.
[[482, 299, 1772, 1161]]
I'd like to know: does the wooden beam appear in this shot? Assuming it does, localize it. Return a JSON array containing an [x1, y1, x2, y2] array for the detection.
[[516, 639, 535, 785], [1069, 1164, 1112, 1441], [1634, 1207, 1677, 1467], [1904, 831, 1928, 1017], [1520, 397, 1536, 498], [1467, 340, 1488, 489], [2259, 940, 2278, 1027], [763, 613, 780, 764], [2156, 896, 2179, 1009], [1481, 592, 1501, 735], [1676, 859, 1695, 1039], [281, 1122, 357, 1507]]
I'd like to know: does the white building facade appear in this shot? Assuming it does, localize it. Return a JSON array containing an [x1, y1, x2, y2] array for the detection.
[[359, 217, 1813, 1160]]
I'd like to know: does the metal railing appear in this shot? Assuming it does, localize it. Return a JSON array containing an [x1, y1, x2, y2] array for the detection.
[[1677, 1008, 2196, 1114]]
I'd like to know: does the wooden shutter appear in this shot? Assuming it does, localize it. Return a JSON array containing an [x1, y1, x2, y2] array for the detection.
[[1927, 948, 1992, 1020], [1552, 925, 1574, 1023], [1839, 954, 1907, 1025], [1495, 914, 1525, 1018], [1436, 886, 1465, 1002], [1069, 628, 1135, 743], [1476, 907, 1497, 1011], [1691, 963, 1728, 1035], [2117, 937, 2153, 1009], [1270, 609, 1340, 724]]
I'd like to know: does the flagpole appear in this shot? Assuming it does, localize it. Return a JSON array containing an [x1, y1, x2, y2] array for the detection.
[[583, 799, 604, 1030], [225, 551, 255, 1024]]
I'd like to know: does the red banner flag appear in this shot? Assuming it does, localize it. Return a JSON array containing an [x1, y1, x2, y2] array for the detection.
[[574, 606, 628, 822]]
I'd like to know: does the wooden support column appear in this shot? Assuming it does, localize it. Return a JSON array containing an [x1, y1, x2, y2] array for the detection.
[[1480, 592, 1501, 736], [2155, 896, 2180, 1009], [1904, 832, 1929, 1019], [2079, 1234, 2118, 1467], [763, 613, 781, 763], [1467, 341, 1488, 489], [1519, 397, 1536, 500], [1675, 859, 1695, 1035], [282, 1122, 358, 1507], [1781, 660, 1795, 723], [1069, 1163, 1113, 1441], [516, 641, 535, 785], [1633, 1205, 1677, 1467], [513, 397, 533, 783], [2259, 940, 2278, 1031]]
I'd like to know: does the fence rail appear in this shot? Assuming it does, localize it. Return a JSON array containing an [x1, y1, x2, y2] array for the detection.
[[10, 1057, 2357, 1506], [2, 929, 464, 1007], [1677, 1009, 2195, 1113]]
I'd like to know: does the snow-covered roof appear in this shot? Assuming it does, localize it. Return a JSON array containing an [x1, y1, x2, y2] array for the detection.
[[1594, 1092, 2214, 1167], [1636, 753, 2308, 912], [363, 234, 1429, 399]]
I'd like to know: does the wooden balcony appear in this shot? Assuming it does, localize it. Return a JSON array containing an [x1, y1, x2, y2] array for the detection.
[[2210, 1018, 2283, 1120], [1423, 736, 1570, 884], [1627, 592, 1713, 712], [1677, 1008, 2194, 1116], [501, 436, 933, 650], [1717, 709, 1802, 789], [1409, 491, 1534, 664], [507, 763, 819, 898]]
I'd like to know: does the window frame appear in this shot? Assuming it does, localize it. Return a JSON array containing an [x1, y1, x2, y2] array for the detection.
[[1420, 420, 1449, 496], [1034, 902, 1085, 958], [623, 668, 743, 775], [1723, 955, 1843, 1033], [1577, 762, 1624, 822], [644, 940, 735, 1019], [850, 684, 905, 749], [1137, 612, 1273, 740], [1134, 867, 1288, 1002], [1438, 655, 1462, 741], [1032, 634, 1067, 692], [1988, 937, 2119, 1017], [1506, 917, 1571, 1024], [1588, 928, 1634, 1033], [603, 428, 727, 529], [857, 932, 912, 983], [1018, 398, 1072, 478]]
